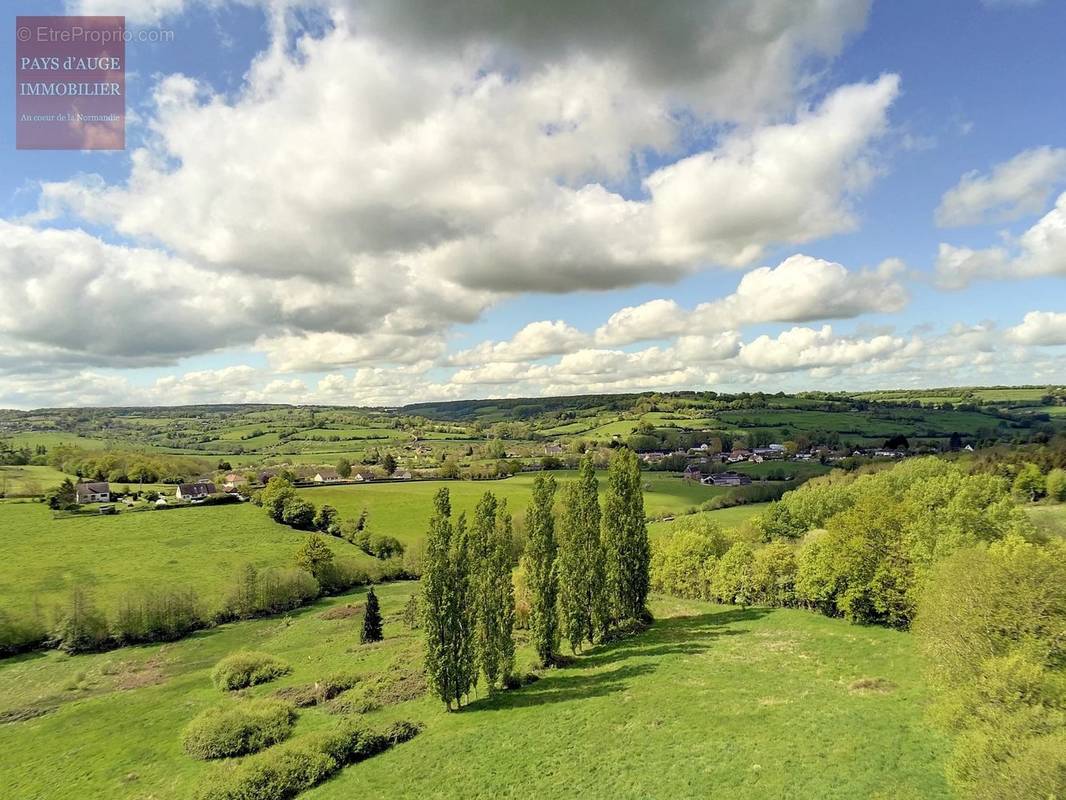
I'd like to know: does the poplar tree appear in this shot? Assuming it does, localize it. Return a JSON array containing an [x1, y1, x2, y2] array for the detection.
[[470, 492, 498, 686], [557, 455, 605, 651], [491, 500, 516, 685], [360, 586, 383, 643], [602, 448, 651, 623], [526, 474, 559, 666], [421, 489, 476, 710]]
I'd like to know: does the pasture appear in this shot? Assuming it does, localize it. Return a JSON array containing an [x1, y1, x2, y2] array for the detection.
[[298, 471, 729, 547], [0, 501, 376, 616], [0, 585, 950, 800]]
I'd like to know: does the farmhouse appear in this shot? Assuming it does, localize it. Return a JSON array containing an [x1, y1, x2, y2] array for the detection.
[[176, 482, 216, 500], [75, 481, 111, 504], [701, 472, 752, 487], [683, 465, 702, 480], [313, 468, 342, 483], [544, 443, 564, 455]]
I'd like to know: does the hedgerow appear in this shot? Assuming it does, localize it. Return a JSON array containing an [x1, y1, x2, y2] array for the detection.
[[196, 719, 422, 800]]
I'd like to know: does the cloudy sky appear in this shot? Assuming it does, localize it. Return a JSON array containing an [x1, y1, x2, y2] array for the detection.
[[1, 0, 1064, 408]]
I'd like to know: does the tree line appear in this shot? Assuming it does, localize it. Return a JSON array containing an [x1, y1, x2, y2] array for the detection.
[[420, 449, 650, 710]]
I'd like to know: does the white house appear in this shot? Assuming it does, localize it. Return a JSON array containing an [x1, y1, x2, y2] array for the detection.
[[313, 468, 342, 483]]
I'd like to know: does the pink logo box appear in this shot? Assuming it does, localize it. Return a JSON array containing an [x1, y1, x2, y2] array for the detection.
[[16, 16, 126, 150]]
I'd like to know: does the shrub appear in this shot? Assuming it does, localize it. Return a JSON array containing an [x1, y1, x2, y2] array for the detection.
[[274, 673, 359, 707], [293, 534, 334, 579], [196, 719, 422, 800], [0, 608, 48, 656], [1047, 468, 1066, 502], [112, 586, 204, 645], [181, 699, 296, 760], [211, 651, 292, 691]]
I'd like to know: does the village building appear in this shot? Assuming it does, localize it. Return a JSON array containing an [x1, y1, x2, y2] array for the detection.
[[701, 472, 752, 487], [176, 482, 217, 501], [313, 468, 342, 483], [75, 481, 111, 504]]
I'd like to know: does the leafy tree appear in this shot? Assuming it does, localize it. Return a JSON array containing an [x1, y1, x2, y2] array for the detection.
[[259, 476, 297, 522], [281, 496, 316, 530], [294, 534, 334, 581], [526, 474, 559, 666], [382, 453, 397, 476], [336, 458, 352, 479], [602, 448, 651, 622], [915, 536, 1066, 800], [314, 504, 339, 534], [421, 489, 476, 709], [557, 456, 605, 650], [360, 587, 383, 643], [752, 542, 797, 606], [712, 542, 755, 608], [1012, 463, 1046, 502], [1047, 467, 1066, 502], [650, 515, 731, 600]]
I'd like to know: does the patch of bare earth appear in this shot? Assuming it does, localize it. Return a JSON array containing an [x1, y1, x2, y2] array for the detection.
[[848, 677, 897, 694], [320, 603, 363, 620]]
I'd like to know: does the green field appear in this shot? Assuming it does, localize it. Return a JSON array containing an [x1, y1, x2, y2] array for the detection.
[[0, 585, 949, 799], [0, 501, 376, 616], [1028, 503, 1066, 539], [0, 465, 75, 497], [298, 472, 728, 547], [647, 503, 769, 539]]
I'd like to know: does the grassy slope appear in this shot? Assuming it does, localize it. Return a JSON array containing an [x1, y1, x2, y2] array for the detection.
[[1028, 503, 1066, 538], [0, 501, 376, 615], [0, 465, 75, 497], [298, 472, 727, 547], [647, 503, 770, 539], [0, 585, 949, 800]]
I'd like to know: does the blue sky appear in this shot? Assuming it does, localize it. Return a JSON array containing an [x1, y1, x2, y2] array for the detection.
[[1, 0, 1064, 408]]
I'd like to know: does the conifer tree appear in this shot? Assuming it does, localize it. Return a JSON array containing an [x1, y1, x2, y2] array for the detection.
[[360, 586, 383, 643], [526, 474, 559, 666], [557, 455, 605, 651], [602, 448, 651, 623]]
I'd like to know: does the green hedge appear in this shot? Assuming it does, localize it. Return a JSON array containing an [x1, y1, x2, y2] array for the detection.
[[211, 651, 292, 691], [181, 699, 296, 760], [197, 719, 422, 800]]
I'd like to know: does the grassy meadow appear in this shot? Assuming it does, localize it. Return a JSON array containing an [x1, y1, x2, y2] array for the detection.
[[0, 501, 376, 616], [0, 584, 950, 800], [298, 471, 730, 547]]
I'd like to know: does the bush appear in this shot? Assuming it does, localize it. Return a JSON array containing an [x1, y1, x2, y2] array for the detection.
[[0, 608, 48, 656], [1047, 468, 1066, 502], [52, 586, 111, 654], [220, 566, 321, 621], [211, 651, 292, 691], [196, 719, 422, 800], [112, 587, 204, 645], [274, 673, 359, 707], [181, 699, 296, 760]]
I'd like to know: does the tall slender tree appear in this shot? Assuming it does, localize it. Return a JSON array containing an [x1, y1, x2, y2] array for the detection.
[[602, 448, 651, 623], [491, 500, 517, 685], [470, 492, 517, 690], [526, 474, 559, 666], [421, 489, 476, 710], [557, 455, 605, 651]]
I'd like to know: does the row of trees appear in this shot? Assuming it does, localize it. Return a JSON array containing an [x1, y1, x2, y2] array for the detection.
[[254, 477, 405, 561], [653, 458, 1037, 629], [421, 450, 651, 709]]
